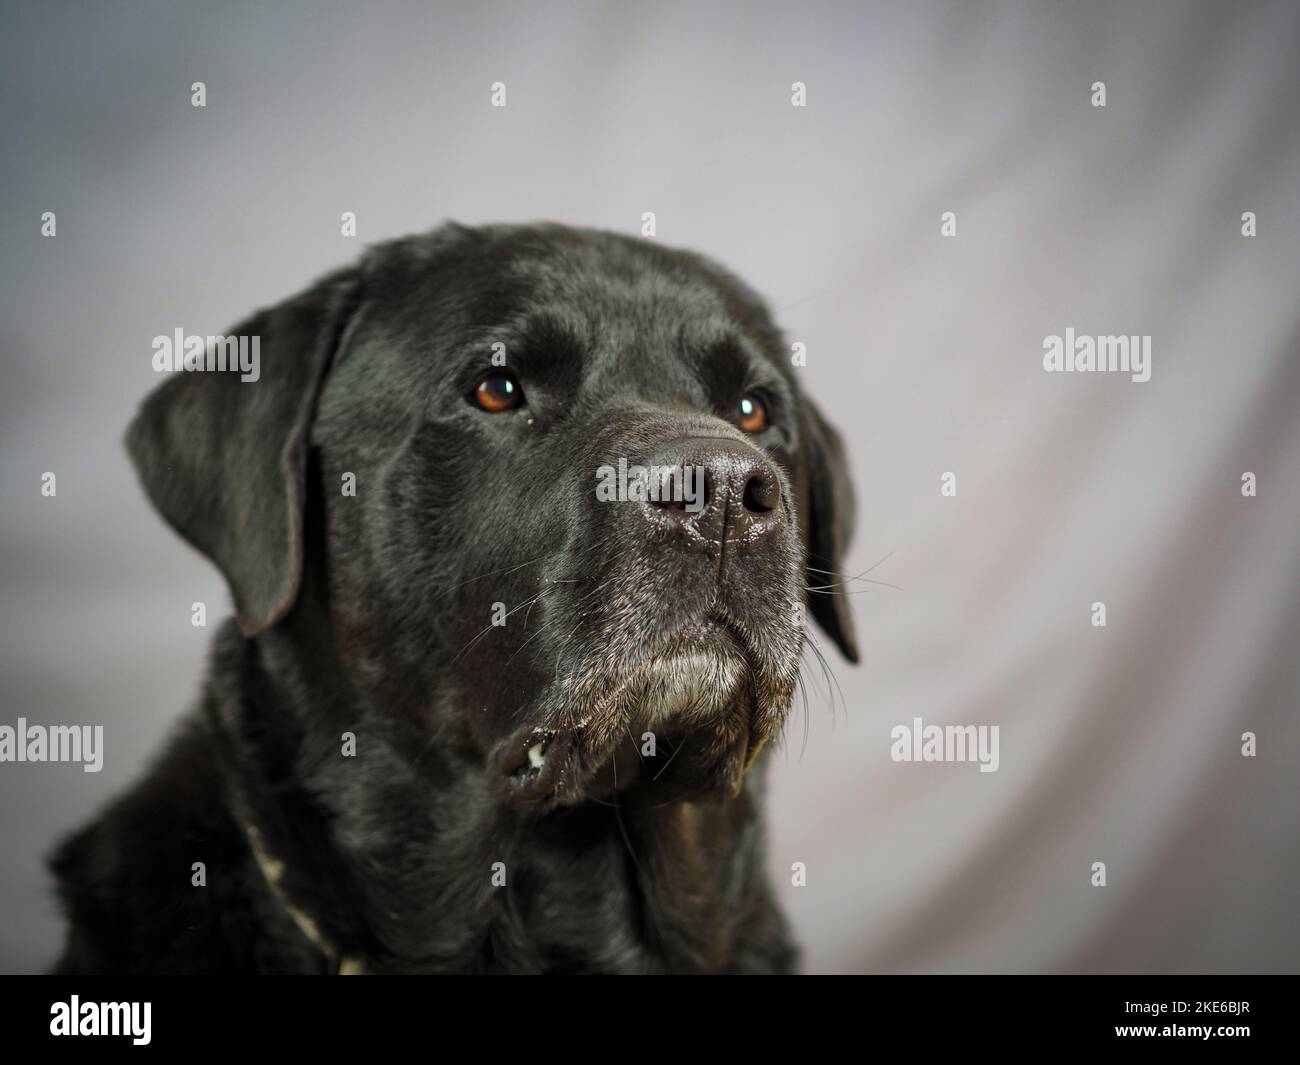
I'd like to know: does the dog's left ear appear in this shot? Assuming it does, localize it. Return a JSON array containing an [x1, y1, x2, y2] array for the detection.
[[126, 268, 361, 636], [800, 398, 860, 663]]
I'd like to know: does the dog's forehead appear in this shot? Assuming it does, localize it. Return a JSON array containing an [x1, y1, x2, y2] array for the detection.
[[485, 232, 781, 370], [496, 233, 745, 331], [347, 225, 792, 405]]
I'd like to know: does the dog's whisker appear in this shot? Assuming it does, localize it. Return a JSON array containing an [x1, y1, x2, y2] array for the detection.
[[805, 582, 898, 594], [807, 549, 894, 576], [806, 551, 895, 582], [652, 735, 686, 782], [503, 626, 547, 668], [612, 806, 645, 878], [794, 671, 811, 759], [803, 629, 847, 727], [441, 553, 550, 597], [449, 589, 548, 664], [521, 591, 545, 630], [805, 552, 900, 592], [622, 722, 646, 763]]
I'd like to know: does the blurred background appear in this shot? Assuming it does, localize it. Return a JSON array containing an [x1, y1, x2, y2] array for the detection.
[[2, 1, 1298, 973]]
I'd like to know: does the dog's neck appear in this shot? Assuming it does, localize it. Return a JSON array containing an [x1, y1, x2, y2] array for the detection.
[[209, 619, 783, 973]]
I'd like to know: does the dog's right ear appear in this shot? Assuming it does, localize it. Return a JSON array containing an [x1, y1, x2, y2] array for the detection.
[[127, 269, 361, 637]]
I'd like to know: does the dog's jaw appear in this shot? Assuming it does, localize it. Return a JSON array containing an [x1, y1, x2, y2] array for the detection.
[[499, 614, 800, 810]]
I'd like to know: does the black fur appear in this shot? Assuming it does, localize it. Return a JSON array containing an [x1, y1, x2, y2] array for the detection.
[[50, 223, 857, 973]]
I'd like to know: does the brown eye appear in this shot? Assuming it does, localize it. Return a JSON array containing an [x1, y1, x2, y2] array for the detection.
[[737, 393, 768, 433], [472, 372, 523, 413]]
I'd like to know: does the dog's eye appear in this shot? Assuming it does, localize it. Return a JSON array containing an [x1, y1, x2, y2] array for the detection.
[[471, 372, 524, 413], [737, 393, 769, 433]]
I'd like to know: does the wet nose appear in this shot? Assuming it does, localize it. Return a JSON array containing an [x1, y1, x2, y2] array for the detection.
[[642, 438, 785, 546]]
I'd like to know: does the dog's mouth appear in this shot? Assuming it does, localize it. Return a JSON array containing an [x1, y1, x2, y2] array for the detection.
[[500, 612, 791, 808], [507, 727, 571, 794]]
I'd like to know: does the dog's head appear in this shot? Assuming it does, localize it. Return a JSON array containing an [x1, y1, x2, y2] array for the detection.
[[129, 223, 857, 810]]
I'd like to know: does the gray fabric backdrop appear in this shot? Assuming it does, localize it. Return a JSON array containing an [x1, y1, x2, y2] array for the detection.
[[2, 0, 1297, 973]]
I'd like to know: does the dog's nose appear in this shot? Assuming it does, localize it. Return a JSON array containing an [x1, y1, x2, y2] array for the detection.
[[643, 438, 784, 545]]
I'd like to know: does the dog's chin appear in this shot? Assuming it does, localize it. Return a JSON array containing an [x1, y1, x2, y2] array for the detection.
[[499, 619, 795, 810]]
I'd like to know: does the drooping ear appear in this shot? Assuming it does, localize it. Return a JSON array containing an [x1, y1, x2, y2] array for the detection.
[[800, 398, 861, 663], [126, 269, 361, 636]]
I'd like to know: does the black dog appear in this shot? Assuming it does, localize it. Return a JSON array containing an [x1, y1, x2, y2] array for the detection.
[[50, 223, 858, 973]]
